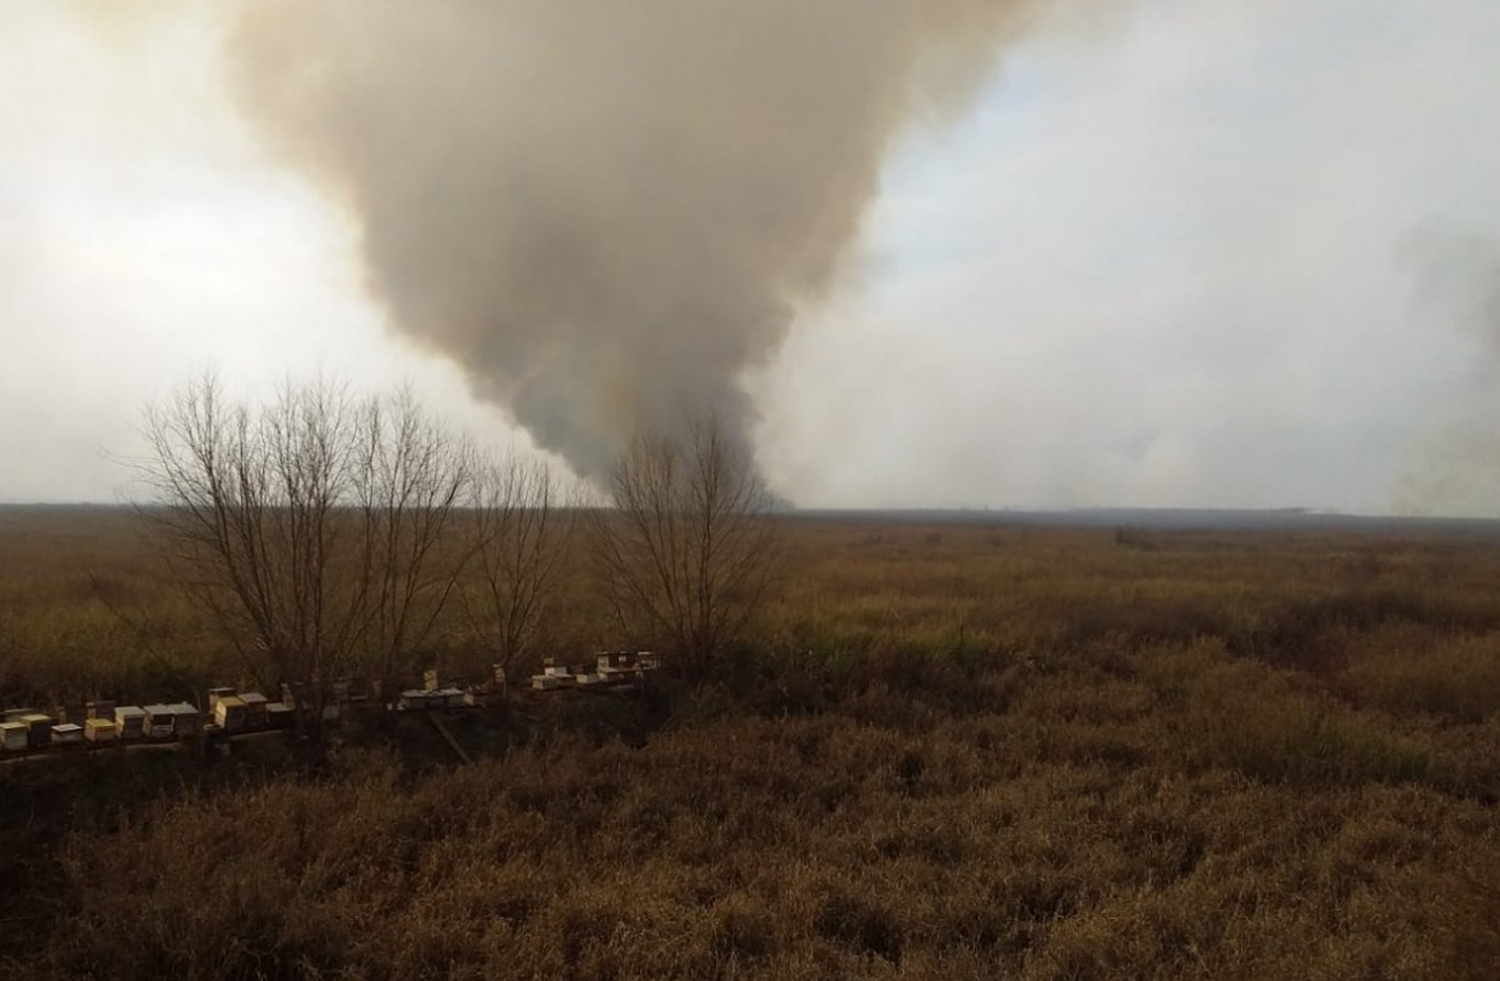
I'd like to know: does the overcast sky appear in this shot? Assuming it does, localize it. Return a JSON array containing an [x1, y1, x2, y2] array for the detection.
[[3, 1, 1499, 513]]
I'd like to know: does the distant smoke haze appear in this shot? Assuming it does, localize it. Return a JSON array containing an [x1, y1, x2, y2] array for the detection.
[[1395, 228, 1500, 515], [1402, 230, 1500, 354], [229, 1, 1036, 484]]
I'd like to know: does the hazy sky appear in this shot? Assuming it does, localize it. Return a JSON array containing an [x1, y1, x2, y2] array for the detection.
[[2, 1, 1498, 513]]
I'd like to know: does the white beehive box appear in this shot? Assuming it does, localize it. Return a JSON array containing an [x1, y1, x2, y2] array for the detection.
[[531, 675, 564, 691], [597, 651, 634, 671], [51, 723, 84, 746], [597, 662, 640, 683], [84, 718, 119, 743], [399, 690, 433, 710], [0, 720, 28, 751], [114, 706, 146, 739], [433, 688, 466, 708]]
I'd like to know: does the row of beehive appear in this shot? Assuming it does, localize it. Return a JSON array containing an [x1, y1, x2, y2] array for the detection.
[[0, 691, 299, 753], [0, 702, 199, 751], [1, 654, 662, 751], [206, 688, 297, 732], [530, 651, 660, 691], [398, 688, 481, 710], [396, 664, 508, 710], [266, 673, 511, 718]]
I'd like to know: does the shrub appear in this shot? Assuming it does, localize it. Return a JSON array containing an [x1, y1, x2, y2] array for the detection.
[[1345, 634, 1500, 724]]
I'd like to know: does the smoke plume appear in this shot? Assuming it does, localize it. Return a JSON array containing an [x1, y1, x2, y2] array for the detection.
[[229, 1, 1033, 483]]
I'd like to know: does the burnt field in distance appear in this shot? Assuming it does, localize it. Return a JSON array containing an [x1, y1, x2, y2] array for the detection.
[[2, 505, 1500, 979]]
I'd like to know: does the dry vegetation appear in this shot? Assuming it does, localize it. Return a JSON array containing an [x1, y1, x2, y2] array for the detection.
[[3, 508, 1500, 979]]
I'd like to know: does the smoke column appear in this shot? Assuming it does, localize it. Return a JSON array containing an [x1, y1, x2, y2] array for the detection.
[[230, 1, 1034, 483]]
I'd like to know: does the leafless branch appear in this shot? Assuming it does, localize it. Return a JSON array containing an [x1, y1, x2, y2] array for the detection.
[[589, 412, 781, 676]]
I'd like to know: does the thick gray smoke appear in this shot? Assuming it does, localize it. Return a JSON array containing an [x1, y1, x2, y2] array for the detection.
[[229, 1, 1033, 483]]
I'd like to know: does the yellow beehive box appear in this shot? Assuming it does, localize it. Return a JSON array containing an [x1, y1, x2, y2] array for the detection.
[[214, 696, 248, 732], [206, 688, 237, 717], [84, 718, 119, 743]]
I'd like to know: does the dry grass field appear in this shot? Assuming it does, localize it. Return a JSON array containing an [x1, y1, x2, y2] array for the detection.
[[3, 507, 1500, 979]]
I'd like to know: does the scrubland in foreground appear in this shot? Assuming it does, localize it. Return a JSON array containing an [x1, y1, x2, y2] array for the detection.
[[2, 508, 1500, 979]]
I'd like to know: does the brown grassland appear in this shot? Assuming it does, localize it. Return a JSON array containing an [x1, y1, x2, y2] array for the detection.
[[2, 506, 1499, 979]]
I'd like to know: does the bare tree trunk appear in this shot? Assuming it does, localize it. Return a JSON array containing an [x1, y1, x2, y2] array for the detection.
[[590, 413, 781, 678], [462, 454, 570, 676], [351, 387, 478, 693]]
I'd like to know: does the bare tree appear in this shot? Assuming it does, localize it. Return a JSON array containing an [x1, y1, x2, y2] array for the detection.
[[352, 387, 477, 690], [462, 454, 570, 674], [591, 414, 781, 677], [139, 373, 474, 737]]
